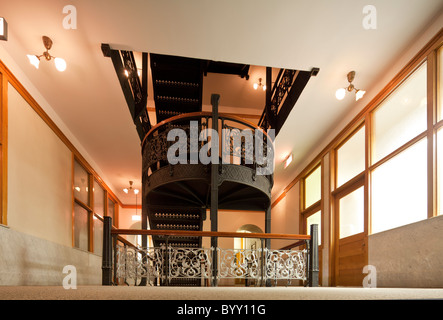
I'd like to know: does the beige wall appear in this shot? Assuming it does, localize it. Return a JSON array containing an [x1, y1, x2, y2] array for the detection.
[[368, 215, 443, 288], [7, 83, 72, 247], [270, 182, 300, 249], [202, 209, 265, 249], [1, 82, 103, 285]]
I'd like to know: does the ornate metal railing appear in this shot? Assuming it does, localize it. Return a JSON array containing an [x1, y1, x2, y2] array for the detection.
[[141, 110, 275, 182], [102, 217, 319, 287]]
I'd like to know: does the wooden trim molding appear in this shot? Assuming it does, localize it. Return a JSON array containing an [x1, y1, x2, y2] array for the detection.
[[0, 71, 7, 225], [0, 59, 123, 207]]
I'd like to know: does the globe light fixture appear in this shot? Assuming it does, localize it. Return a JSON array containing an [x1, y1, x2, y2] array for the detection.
[[27, 36, 66, 72], [336, 71, 366, 101]]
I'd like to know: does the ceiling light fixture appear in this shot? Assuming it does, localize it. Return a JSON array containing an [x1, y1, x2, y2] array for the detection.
[[253, 78, 266, 91], [123, 180, 139, 194], [336, 71, 365, 101], [123, 181, 141, 222], [27, 36, 66, 72]]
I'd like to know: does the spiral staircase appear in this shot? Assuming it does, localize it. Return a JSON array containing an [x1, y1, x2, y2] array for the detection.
[[102, 44, 318, 285]]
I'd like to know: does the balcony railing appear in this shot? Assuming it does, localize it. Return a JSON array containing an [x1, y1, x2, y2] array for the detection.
[[102, 217, 319, 287], [141, 109, 275, 182]]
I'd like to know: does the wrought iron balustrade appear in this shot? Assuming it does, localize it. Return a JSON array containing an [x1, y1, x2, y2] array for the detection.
[[141, 111, 274, 182], [102, 217, 319, 287]]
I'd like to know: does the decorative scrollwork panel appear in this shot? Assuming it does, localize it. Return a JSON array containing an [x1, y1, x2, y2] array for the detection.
[[265, 249, 307, 281], [217, 248, 262, 280], [169, 247, 213, 279]]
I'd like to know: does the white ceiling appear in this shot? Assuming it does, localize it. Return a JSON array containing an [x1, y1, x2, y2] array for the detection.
[[1, 0, 442, 205]]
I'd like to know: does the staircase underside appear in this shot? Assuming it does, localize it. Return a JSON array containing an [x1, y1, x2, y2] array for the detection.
[[144, 163, 272, 249]]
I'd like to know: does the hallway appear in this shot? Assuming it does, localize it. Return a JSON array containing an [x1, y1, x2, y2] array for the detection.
[[1, 285, 443, 300]]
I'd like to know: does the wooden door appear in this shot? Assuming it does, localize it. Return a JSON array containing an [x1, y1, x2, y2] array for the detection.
[[333, 184, 368, 286]]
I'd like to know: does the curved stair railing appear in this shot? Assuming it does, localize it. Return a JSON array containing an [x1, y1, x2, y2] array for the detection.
[[102, 217, 319, 287], [141, 95, 275, 264]]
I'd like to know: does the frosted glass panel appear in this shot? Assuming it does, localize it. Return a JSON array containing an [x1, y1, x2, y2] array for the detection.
[[438, 46, 443, 121], [307, 210, 321, 245], [438, 129, 443, 216], [372, 63, 427, 164], [74, 160, 89, 205], [93, 216, 103, 255], [74, 203, 89, 251], [93, 180, 105, 216], [339, 186, 364, 239], [108, 198, 115, 225], [305, 166, 321, 208], [371, 138, 427, 234], [337, 126, 365, 188]]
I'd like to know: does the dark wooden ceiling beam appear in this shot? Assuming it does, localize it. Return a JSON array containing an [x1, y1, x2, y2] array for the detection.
[[101, 43, 150, 141]]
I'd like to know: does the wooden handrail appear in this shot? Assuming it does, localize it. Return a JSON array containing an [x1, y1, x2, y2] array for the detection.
[[111, 228, 310, 241]]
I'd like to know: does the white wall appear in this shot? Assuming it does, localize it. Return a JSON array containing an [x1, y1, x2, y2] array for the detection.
[[270, 182, 300, 250], [7, 83, 72, 247], [0, 81, 102, 285]]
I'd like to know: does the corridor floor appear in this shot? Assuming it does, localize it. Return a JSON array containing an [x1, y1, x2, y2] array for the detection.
[[1, 285, 442, 300]]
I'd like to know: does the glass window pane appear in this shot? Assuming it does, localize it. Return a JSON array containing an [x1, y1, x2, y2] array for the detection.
[[438, 45, 443, 121], [74, 160, 89, 205], [337, 126, 365, 188], [93, 216, 103, 255], [108, 198, 115, 225], [372, 63, 427, 164], [339, 186, 364, 239], [93, 180, 105, 216], [437, 129, 443, 216], [305, 166, 321, 208], [74, 203, 89, 251], [307, 210, 321, 246], [371, 138, 427, 234]]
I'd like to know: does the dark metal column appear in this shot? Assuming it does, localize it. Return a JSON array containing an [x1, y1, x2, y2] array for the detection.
[[265, 205, 272, 287], [102, 216, 113, 285], [210, 94, 220, 287], [139, 201, 149, 286], [308, 224, 319, 287]]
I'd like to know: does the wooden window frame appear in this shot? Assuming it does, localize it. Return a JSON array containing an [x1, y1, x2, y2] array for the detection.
[[72, 155, 94, 252], [0, 70, 7, 225], [72, 155, 120, 253]]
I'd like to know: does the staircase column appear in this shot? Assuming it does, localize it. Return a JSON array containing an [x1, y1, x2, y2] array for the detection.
[[265, 204, 272, 287], [210, 94, 220, 287]]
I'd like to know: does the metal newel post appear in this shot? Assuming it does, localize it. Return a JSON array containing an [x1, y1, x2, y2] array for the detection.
[[102, 216, 113, 285], [308, 224, 319, 287], [210, 93, 220, 287]]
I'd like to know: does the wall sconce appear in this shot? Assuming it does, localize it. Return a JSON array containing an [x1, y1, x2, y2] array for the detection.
[[253, 78, 266, 91], [27, 36, 66, 72], [0, 17, 7, 41], [336, 71, 366, 101]]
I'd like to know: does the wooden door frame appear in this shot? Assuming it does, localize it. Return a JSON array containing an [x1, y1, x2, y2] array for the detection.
[[330, 172, 368, 286]]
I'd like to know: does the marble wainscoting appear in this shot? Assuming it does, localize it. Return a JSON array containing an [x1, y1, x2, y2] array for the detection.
[[0, 225, 102, 286]]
